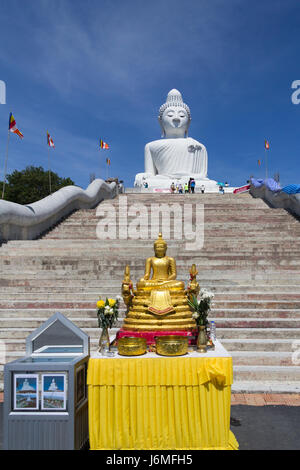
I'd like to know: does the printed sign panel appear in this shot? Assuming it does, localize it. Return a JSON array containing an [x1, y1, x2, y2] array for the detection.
[[14, 374, 39, 410], [41, 374, 67, 410]]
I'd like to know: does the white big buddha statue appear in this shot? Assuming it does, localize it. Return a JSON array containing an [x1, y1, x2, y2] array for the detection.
[[134, 89, 217, 190]]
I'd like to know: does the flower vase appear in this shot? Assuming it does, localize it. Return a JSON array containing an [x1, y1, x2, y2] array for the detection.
[[197, 325, 207, 353], [98, 327, 110, 354]]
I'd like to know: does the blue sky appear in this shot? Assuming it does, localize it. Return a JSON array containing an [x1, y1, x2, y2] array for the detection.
[[0, 0, 299, 189]]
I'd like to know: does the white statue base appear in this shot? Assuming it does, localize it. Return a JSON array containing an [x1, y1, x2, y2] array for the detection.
[[134, 174, 221, 192]]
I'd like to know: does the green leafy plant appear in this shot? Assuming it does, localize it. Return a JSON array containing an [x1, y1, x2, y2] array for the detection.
[[188, 288, 214, 327]]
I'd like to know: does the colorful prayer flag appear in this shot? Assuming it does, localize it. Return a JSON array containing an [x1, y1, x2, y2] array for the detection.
[[9, 113, 23, 139], [265, 140, 270, 150], [47, 131, 55, 148], [258, 159, 261, 166], [106, 158, 110, 165], [100, 139, 109, 149]]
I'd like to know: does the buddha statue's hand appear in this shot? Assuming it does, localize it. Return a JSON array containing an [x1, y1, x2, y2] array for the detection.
[[188, 144, 202, 153]]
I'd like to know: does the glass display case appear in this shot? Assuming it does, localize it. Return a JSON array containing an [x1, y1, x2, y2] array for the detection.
[[3, 312, 90, 450]]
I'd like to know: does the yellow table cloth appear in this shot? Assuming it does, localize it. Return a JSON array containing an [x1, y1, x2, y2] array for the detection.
[[87, 346, 238, 450]]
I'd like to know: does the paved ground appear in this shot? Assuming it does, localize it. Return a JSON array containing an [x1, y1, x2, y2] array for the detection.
[[1, 399, 299, 450], [231, 393, 300, 406], [230, 405, 300, 450]]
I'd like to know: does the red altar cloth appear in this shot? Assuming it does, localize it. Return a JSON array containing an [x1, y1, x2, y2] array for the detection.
[[116, 328, 198, 345]]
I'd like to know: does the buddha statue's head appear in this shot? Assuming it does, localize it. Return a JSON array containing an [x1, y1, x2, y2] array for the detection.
[[158, 89, 191, 139], [154, 233, 167, 258]]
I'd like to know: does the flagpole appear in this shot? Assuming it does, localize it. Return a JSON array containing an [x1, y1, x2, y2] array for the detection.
[[100, 149, 101, 180], [47, 143, 51, 194], [2, 130, 10, 199], [47, 137, 51, 194], [99, 141, 102, 180], [265, 147, 268, 179]]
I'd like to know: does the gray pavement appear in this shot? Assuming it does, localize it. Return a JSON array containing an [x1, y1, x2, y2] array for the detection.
[[230, 405, 300, 450], [1, 403, 299, 450]]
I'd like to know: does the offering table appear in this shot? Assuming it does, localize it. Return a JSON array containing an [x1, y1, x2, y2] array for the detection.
[[87, 340, 238, 450]]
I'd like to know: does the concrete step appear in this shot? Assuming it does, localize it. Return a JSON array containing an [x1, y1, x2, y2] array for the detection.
[[233, 365, 300, 381], [1, 307, 300, 321], [42, 227, 300, 234], [0, 277, 299, 287], [1, 268, 300, 278], [231, 351, 295, 366], [0, 292, 300, 302], [2, 251, 300, 260], [0, 328, 35, 339], [2, 337, 296, 353], [0, 280, 299, 290], [43, 233, 300, 241], [0, 323, 299, 340], [3, 243, 300, 252], [46, 224, 300, 233], [231, 381, 300, 393], [222, 338, 298, 351], [65, 208, 294, 216], [0, 317, 123, 329], [4, 246, 300, 254], [0, 309, 124, 319], [217, 328, 300, 339], [209, 318, 300, 328], [0, 299, 300, 309], [1, 273, 300, 282], [211, 309, 300, 319], [1, 288, 300, 297], [7, 237, 300, 246]]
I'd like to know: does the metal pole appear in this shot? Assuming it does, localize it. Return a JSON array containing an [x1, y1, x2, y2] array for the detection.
[[265, 147, 268, 179], [2, 131, 10, 199], [48, 145, 52, 194]]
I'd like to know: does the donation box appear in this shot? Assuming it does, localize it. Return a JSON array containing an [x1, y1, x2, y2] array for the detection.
[[3, 312, 90, 450]]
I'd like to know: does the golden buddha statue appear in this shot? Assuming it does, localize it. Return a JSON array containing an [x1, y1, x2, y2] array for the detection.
[[137, 233, 185, 292], [121, 233, 199, 332]]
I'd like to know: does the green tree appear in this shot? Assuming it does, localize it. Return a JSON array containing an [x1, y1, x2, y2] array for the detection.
[[0, 166, 75, 205]]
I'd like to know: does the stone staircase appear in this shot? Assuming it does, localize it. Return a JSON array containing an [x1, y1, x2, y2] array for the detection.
[[0, 192, 300, 392]]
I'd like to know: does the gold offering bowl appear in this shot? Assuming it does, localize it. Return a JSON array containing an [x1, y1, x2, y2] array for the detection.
[[155, 335, 189, 356], [117, 336, 147, 356]]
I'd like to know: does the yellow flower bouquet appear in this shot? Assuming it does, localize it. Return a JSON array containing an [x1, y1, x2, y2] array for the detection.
[[96, 297, 119, 330], [96, 297, 120, 353]]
